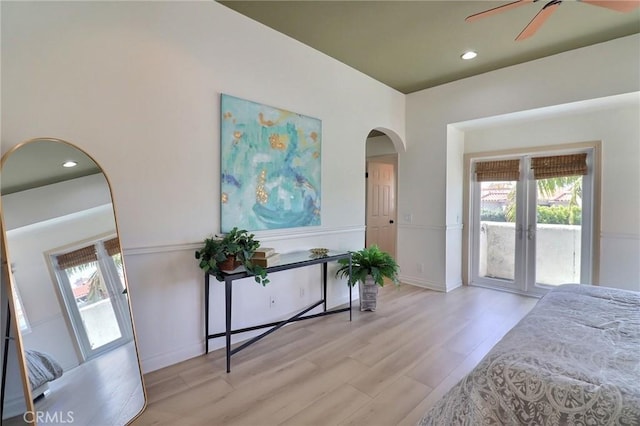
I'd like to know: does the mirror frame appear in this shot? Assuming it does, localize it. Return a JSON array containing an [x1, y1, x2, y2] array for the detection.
[[1, 137, 147, 425]]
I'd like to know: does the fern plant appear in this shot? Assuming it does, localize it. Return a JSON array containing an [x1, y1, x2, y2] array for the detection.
[[335, 245, 400, 287]]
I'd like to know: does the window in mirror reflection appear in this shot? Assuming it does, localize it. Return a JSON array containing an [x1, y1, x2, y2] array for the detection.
[[10, 262, 31, 333], [14, 286, 31, 333], [50, 237, 131, 359], [104, 237, 126, 293]]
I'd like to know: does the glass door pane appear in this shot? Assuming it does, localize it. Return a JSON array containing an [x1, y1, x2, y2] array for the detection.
[[64, 261, 123, 351], [534, 177, 583, 287], [111, 252, 126, 293], [477, 180, 518, 283]]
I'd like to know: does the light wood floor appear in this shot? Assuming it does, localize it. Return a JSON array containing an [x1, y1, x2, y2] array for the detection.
[[2, 341, 144, 425], [133, 284, 538, 426]]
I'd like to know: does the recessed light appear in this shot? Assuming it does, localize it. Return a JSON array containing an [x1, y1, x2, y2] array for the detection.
[[62, 161, 78, 168], [461, 51, 478, 60]]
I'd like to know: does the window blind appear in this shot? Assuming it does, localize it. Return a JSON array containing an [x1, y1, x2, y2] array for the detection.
[[475, 159, 520, 182], [104, 238, 121, 257], [531, 153, 587, 179], [56, 245, 97, 269]]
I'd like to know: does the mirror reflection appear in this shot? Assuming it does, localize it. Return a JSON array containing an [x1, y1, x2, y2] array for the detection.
[[1, 252, 30, 422], [1, 138, 146, 425]]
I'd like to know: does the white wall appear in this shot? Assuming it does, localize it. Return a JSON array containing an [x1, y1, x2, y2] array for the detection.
[[463, 101, 640, 291], [404, 34, 640, 292], [1, 1, 405, 372], [366, 135, 396, 157]]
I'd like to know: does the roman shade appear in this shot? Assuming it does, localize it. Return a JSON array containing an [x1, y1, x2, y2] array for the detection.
[[56, 238, 120, 269], [531, 153, 587, 179], [104, 238, 121, 257], [56, 246, 97, 269], [475, 159, 520, 182]]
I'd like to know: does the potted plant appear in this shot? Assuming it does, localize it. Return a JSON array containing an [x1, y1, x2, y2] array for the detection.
[[335, 245, 400, 311], [195, 227, 270, 285]]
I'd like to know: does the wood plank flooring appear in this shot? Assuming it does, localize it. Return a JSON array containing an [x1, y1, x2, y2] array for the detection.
[[133, 284, 538, 426], [2, 342, 144, 426]]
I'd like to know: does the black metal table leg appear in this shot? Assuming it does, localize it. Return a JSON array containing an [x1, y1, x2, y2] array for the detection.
[[349, 255, 352, 321], [205, 273, 210, 354], [225, 277, 232, 373], [322, 262, 327, 312]]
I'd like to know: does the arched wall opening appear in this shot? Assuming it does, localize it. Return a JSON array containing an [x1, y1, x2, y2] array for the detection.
[[365, 128, 404, 259]]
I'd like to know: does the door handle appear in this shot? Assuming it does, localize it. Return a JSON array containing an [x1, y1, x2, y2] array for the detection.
[[527, 224, 536, 240], [389, 220, 394, 224]]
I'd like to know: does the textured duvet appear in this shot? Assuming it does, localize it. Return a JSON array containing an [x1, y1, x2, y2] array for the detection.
[[419, 284, 640, 425], [26, 349, 63, 390]]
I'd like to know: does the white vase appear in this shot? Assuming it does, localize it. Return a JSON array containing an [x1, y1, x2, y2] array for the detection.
[[358, 276, 378, 311]]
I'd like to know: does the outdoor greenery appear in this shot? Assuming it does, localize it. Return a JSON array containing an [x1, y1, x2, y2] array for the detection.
[[488, 176, 583, 225], [482, 205, 582, 225], [335, 245, 400, 287], [537, 205, 582, 225], [480, 209, 507, 222], [195, 227, 269, 285]]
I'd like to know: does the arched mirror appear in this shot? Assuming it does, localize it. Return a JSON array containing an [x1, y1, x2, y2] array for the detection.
[[1, 138, 146, 425]]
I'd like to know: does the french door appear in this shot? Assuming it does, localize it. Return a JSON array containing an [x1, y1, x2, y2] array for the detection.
[[470, 149, 595, 296], [51, 237, 131, 360]]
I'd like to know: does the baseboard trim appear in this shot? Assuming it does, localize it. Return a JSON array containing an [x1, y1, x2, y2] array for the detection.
[[141, 342, 204, 374], [400, 275, 445, 292]]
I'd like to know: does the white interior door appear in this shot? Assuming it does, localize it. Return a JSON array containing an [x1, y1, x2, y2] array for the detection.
[[366, 161, 397, 257], [470, 149, 594, 295]]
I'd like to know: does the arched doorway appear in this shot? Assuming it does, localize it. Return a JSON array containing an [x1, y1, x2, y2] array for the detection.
[[366, 129, 399, 258]]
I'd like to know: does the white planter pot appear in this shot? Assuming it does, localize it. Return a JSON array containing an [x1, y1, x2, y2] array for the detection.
[[358, 276, 379, 311]]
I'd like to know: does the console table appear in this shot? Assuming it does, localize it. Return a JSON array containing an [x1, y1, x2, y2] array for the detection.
[[204, 250, 352, 372]]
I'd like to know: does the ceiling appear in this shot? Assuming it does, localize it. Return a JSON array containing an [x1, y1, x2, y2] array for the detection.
[[218, 0, 640, 94], [1, 142, 102, 195]]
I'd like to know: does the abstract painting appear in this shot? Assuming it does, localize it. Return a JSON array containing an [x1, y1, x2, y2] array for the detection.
[[220, 94, 321, 232]]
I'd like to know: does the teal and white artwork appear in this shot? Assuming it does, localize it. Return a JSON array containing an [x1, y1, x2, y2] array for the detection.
[[220, 94, 321, 232]]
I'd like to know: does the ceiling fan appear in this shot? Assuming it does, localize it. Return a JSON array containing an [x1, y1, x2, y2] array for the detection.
[[466, 0, 640, 41]]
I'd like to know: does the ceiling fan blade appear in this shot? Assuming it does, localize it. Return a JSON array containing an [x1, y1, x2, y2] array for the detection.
[[579, 0, 640, 12], [466, 0, 536, 22], [516, 0, 561, 41]]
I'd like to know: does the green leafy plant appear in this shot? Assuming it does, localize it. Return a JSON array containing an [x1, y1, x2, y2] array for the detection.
[[537, 205, 582, 225], [505, 176, 582, 223], [480, 209, 506, 222], [195, 227, 269, 285], [335, 245, 400, 287]]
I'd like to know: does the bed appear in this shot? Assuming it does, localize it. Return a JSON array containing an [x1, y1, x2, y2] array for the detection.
[[419, 284, 640, 425], [25, 349, 63, 398], [2, 349, 63, 418]]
